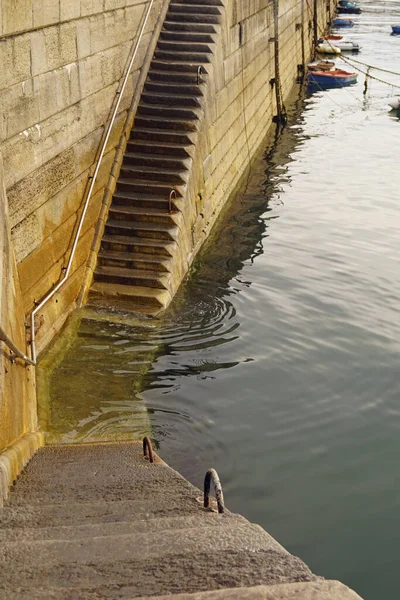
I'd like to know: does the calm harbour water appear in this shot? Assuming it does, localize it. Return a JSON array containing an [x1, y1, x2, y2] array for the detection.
[[46, 2, 400, 598]]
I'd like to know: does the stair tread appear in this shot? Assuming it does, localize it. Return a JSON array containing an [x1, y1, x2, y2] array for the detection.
[[132, 125, 196, 139], [91, 281, 171, 299], [98, 249, 171, 266], [106, 219, 177, 232], [142, 90, 204, 101], [128, 139, 193, 150], [95, 265, 169, 280], [102, 234, 176, 248]]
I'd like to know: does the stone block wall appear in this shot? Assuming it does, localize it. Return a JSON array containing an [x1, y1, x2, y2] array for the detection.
[[184, 0, 335, 260], [0, 0, 165, 354]]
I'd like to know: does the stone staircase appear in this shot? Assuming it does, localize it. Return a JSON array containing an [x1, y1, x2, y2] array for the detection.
[[89, 0, 224, 315], [0, 442, 362, 599]]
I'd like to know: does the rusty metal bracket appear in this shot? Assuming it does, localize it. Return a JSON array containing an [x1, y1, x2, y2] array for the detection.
[[143, 436, 154, 463], [169, 189, 176, 213], [197, 65, 204, 85], [204, 468, 224, 513]]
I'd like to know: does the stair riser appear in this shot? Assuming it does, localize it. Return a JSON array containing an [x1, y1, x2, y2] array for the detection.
[[95, 272, 168, 290], [117, 181, 183, 197], [160, 31, 216, 43], [151, 60, 209, 73], [168, 4, 222, 14], [144, 81, 203, 97], [105, 225, 174, 241], [157, 41, 213, 53], [119, 167, 187, 185], [97, 256, 170, 272], [154, 50, 211, 63], [141, 92, 202, 108], [113, 196, 173, 210], [163, 21, 218, 33], [127, 141, 191, 159], [109, 210, 177, 226], [134, 116, 198, 132], [165, 14, 221, 24], [148, 70, 205, 84], [102, 240, 172, 257], [123, 155, 189, 171], [89, 291, 163, 309], [130, 128, 194, 145], [172, 0, 223, 6], [137, 104, 200, 120]]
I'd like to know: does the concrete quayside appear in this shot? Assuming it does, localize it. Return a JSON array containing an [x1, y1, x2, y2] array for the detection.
[[0, 441, 362, 599]]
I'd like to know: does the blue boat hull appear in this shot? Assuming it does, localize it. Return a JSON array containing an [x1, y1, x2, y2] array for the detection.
[[338, 6, 362, 14], [308, 73, 358, 88], [392, 26, 400, 34], [333, 18, 354, 27]]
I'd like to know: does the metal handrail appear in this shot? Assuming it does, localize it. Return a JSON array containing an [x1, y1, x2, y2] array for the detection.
[[0, 0, 157, 366]]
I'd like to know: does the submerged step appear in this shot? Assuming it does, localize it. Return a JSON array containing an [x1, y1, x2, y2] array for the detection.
[[95, 265, 170, 290], [89, 282, 171, 313]]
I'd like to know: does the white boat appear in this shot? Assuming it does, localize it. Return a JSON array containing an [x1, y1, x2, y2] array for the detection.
[[330, 40, 361, 52], [388, 97, 400, 109], [316, 42, 341, 54]]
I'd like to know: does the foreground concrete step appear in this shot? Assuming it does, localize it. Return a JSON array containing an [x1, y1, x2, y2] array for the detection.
[[141, 91, 203, 109], [143, 80, 204, 98], [154, 49, 212, 63], [159, 30, 217, 43], [123, 150, 190, 170], [0, 512, 246, 543], [130, 126, 195, 145], [134, 114, 199, 132], [0, 496, 205, 529], [147, 69, 207, 84], [89, 282, 171, 313], [127, 139, 193, 158], [141, 581, 363, 599], [157, 40, 213, 53], [151, 59, 209, 73]]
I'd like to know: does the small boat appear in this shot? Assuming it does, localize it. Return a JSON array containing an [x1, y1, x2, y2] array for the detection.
[[338, 0, 356, 6], [388, 97, 400, 109], [328, 39, 361, 52], [308, 67, 358, 88], [333, 18, 355, 27], [338, 6, 362, 14], [324, 35, 344, 40], [391, 25, 400, 34], [316, 41, 341, 54], [308, 60, 336, 71]]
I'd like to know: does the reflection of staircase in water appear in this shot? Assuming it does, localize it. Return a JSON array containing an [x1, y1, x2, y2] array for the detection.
[[89, 0, 223, 315]]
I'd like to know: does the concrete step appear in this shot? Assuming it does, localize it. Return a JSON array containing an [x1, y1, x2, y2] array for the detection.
[[151, 59, 209, 73], [95, 265, 170, 290], [159, 30, 216, 43], [162, 21, 218, 33], [89, 282, 171, 313], [154, 49, 212, 63], [97, 250, 171, 272], [120, 164, 188, 185], [0, 521, 302, 584], [144, 80, 204, 97], [137, 102, 201, 121], [105, 219, 179, 242], [134, 115, 199, 132], [116, 178, 185, 198], [101, 234, 176, 257], [147, 68, 206, 84], [141, 581, 364, 600], [165, 13, 221, 24], [127, 139, 192, 159], [141, 90, 203, 108], [168, 3, 222, 15], [130, 126, 195, 145], [0, 512, 245, 543], [157, 40, 213, 53], [109, 205, 180, 224], [172, 0, 223, 5], [0, 496, 206, 530], [123, 151, 189, 171], [112, 190, 180, 211]]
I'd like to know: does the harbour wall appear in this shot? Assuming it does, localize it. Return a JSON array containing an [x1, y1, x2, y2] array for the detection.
[[0, 0, 334, 458]]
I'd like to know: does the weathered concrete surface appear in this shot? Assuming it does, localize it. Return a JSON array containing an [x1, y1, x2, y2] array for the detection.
[[0, 151, 43, 502], [142, 581, 363, 599], [0, 441, 320, 599]]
